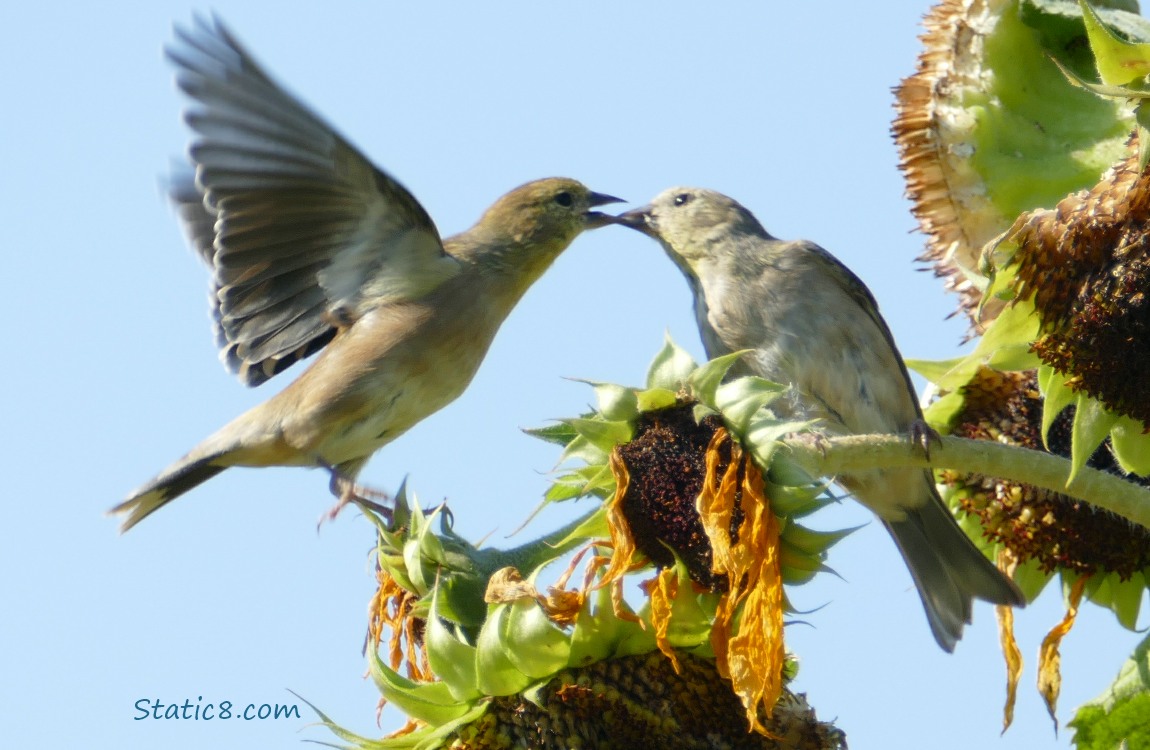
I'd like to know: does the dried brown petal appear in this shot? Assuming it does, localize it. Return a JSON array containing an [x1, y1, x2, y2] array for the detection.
[[893, 0, 1014, 325], [1037, 576, 1089, 732], [996, 549, 1023, 734]]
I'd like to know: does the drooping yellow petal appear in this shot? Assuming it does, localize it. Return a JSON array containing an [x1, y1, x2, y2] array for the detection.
[[602, 449, 637, 589], [726, 463, 785, 735], [542, 587, 584, 628], [599, 449, 644, 624], [703, 433, 744, 682], [1038, 574, 1089, 731], [697, 428, 739, 574], [554, 544, 593, 590], [996, 549, 1023, 734], [696, 428, 785, 735], [367, 567, 398, 654], [648, 566, 682, 673], [368, 567, 429, 680]]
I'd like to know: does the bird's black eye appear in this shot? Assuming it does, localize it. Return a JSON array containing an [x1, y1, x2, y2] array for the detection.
[[673, 193, 692, 207], [554, 191, 574, 207]]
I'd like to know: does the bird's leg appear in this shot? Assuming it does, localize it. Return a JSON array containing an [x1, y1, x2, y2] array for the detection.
[[910, 418, 943, 460], [320, 466, 393, 528]]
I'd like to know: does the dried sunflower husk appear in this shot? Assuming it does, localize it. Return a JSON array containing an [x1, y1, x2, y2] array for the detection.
[[893, 0, 1136, 325]]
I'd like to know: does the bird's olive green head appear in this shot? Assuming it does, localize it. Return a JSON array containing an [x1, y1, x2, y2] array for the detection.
[[613, 187, 769, 271], [477, 177, 623, 251]]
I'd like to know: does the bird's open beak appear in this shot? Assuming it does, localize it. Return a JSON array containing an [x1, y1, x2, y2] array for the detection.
[[583, 191, 626, 229], [608, 206, 657, 237]]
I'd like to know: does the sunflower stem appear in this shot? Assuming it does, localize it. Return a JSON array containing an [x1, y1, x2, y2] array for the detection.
[[479, 509, 599, 576], [783, 434, 1150, 529]]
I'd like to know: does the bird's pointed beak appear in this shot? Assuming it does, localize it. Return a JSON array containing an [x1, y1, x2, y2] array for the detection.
[[583, 191, 626, 229], [610, 206, 657, 237]]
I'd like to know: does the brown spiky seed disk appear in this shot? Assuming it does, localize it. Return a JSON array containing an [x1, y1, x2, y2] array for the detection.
[[615, 403, 743, 591], [1009, 152, 1150, 424], [446, 651, 844, 750], [947, 368, 1150, 579]]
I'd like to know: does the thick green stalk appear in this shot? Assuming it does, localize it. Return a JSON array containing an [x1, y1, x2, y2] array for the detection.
[[783, 434, 1150, 529]]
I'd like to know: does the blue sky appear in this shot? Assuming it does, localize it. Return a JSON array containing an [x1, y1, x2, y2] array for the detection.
[[3, 2, 1145, 748]]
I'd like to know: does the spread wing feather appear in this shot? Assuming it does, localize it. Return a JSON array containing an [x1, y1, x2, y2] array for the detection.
[[166, 15, 460, 386]]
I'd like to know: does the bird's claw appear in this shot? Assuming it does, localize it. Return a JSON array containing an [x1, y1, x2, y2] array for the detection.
[[911, 418, 942, 460], [319, 474, 393, 531], [789, 430, 830, 458]]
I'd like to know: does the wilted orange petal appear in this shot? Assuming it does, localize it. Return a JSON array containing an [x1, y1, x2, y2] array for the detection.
[[601, 449, 637, 590], [369, 570, 407, 670], [484, 567, 538, 604], [404, 613, 430, 682], [367, 568, 392, 653], [649, 567, 682, 673], [596, 449, 645, 624], [698, 428, 737, 574], [996, 550, 1023, 735], [542, 587, 584, 627], [701, 431, 746, 682], [366, 566, 430, 681], [1038, 575, 1088, 732], [554, 544, 593, 591], [711, 589, 734, 680], [581, 552, 609, 592], [725, 466, 784, 735], [702, 435, 785, 736], [384, 717, 425, 739], [610, 573, 641, 624]]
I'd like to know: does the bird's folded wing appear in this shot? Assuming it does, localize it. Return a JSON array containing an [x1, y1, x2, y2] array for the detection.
[[800, 240, 922, 403], [167, 15, 461, 386]]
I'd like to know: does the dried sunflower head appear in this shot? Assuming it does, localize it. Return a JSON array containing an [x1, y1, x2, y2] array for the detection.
[[306, 341, 849, 749], [945, 367, 1150, 583], [893, 0, 1139, 326]]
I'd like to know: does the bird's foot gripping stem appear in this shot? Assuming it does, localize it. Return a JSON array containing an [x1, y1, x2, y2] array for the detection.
[[787, 429, 831, 458], [910, 418, 943, 460], [321, 470, 394, 529]]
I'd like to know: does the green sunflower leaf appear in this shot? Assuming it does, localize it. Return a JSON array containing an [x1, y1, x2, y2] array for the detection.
[[1079, 0, 1150, 84], [475, 603, 533, 696], [922, 391, 968, 433], [1068, 632, 1150, 750], [590, 381, 640, 422], [562, 418, 634, 455], [905, 356, 968, 385], [1039, 364, 1079, 450], [502, 598, 573, 679], [646, 334, 698, 391], [714, 376, 786, 436], [556, 434, 608, 468], [368, 648, 472, 725], [1109, 416, 1150, 475], [524, 422, 579, 448], [781, 522, 862, 556], [688, 350, 748, 406], [1108, 570, 1147, 631], [635, 387, 680, 412], [426, 590, 481, 701], [568, 585, 645, 668], [1069, 394, 1120, 483]]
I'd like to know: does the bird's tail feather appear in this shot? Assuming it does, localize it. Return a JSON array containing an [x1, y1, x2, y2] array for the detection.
[[885, 486, 1025, 651], [111, 453, 227, 532]]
